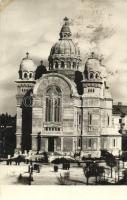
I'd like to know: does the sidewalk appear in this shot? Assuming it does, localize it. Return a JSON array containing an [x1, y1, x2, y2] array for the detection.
[[0, 162, 86, 185]]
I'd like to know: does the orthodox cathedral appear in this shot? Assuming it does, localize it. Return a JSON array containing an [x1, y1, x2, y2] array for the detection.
[[15, 17, 121, 157]]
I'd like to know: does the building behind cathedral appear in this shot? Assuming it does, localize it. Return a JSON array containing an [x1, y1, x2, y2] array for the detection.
[[15, 17, 122, 157]]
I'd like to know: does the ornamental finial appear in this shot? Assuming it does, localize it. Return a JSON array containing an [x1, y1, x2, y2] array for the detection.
[[26, 52, 29, 58], [91, 52, 95, 58], [40, 60, 43, 65], [63, 17, 69, 25]]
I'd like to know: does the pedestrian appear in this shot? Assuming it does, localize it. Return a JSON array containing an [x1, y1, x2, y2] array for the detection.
[[28, 164, 31, 173], [30, 160, 33, 165], [62, 162, 64, 170], [6, 160, 9, 165], [18, 159, 20, 165], [28, 173, 32, 185], [66, 162, 68, 170], [30, 164, 33, 174], [37, 165, 40, 173], [26, 159, 29, 164], [15, 159, 18, 165], [68, 162, 70, 170], [9, 159, 12, 165]]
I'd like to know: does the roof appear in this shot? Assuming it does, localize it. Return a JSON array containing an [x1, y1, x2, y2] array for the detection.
[[33, 72, 79, 97], [113, 105, 127, 115], [20, 58, 36, 72], [49, 39, 80, 56]]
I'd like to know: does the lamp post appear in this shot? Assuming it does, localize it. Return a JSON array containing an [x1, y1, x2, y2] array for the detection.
[[80, 96, 83, 152], [74, 140, 76, 154], [115, 169, 117, 183], [103, 169, 105, 181], [116, 158, 120, 182]]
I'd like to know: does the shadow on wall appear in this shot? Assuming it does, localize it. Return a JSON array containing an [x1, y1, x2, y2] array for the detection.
[[0, 114, 16, 157], [21, 90, 33, 152], [74, 71, 83, 95], [35, 61, 47, 80]]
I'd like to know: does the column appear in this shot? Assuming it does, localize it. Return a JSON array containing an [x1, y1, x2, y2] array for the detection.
[[45, 138, 48, 152], [54, 138, 57, 152], [73, 137, 77, 152], [61, 137, 63, 152], [40, 137, 44, 151], [16, 106, 22, 150], [32, 135, 38, 151], [58, 62, 61, 69], [64, 62, 67, 69], [53, 61, 55, 69], [71, 62, 73, 69], [16, 135, 22, 150], [40, 137, 48, 152]]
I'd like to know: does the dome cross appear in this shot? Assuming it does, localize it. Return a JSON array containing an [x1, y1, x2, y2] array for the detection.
[[91, 52, 95, 58], [26, 52, 29, 59], [40, 60, 43, 65], [64, 17, 69, 21], [63, 17, 69, 25]]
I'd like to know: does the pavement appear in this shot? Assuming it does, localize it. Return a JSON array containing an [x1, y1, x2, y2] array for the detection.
[[0, 160, 126, 185], [0, 162, 27, 185], [0, 162, 87, 185]]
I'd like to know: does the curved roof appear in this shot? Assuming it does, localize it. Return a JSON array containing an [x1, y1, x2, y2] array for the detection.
[[19, 53, 36, 72], [85, 58, 101, 72], [33, 72, 79, 97], [20, 58, 36, 72], [49, 39, 80, 56], [60, 24, 71, 35], [84, 52, 107, 78], [48, 17, 81, 67]]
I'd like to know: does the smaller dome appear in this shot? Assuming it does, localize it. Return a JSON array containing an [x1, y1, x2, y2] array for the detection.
[[20, 52, 36, 72], [85, 58, 100, 72], [84, 52, 107, 79]]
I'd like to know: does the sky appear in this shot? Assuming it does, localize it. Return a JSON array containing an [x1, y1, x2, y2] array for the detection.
[[0, 0, 127, 114]]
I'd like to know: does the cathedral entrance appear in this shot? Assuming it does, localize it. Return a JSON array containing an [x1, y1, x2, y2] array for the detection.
[[48, 138, 54, 152]]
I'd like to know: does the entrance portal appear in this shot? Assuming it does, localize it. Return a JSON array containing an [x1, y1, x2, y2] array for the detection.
[[48, 138, 54, 152]]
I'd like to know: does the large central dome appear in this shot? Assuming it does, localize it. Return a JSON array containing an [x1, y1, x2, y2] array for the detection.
[[50, 40, 80, 56], [48, 17, 81, 72]]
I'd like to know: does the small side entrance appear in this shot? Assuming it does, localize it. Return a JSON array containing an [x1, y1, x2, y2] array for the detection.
[[48, 138, 54, 152]]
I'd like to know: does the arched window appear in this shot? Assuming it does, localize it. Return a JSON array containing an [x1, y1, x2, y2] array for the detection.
[[88, 113, 92, 125], [88, 139, 92, 148], [78, 138, 81, 147], [113, 139, 116, 147], [107, 115, 110, 126], [55, 61, 58, 69], [24, 73, 27, 78], [45, 86, 62, 122], [79, 114, 81, 125], [95, 73, 99, 79], [73, 62, 76, 68], [61, 61, 65, 68], [67, 61, 71, 68], [49, 63, 53, 70], [113, 138, 116, 147], [77, 62, 79, 69], [19, 71, 22, 79], [90, 72, 94, 79], [29, 73, 32, 78]]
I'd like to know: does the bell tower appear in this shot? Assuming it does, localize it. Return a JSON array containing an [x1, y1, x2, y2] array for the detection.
[[15, 53, 36, 152], [81, 52, 112, 157]]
